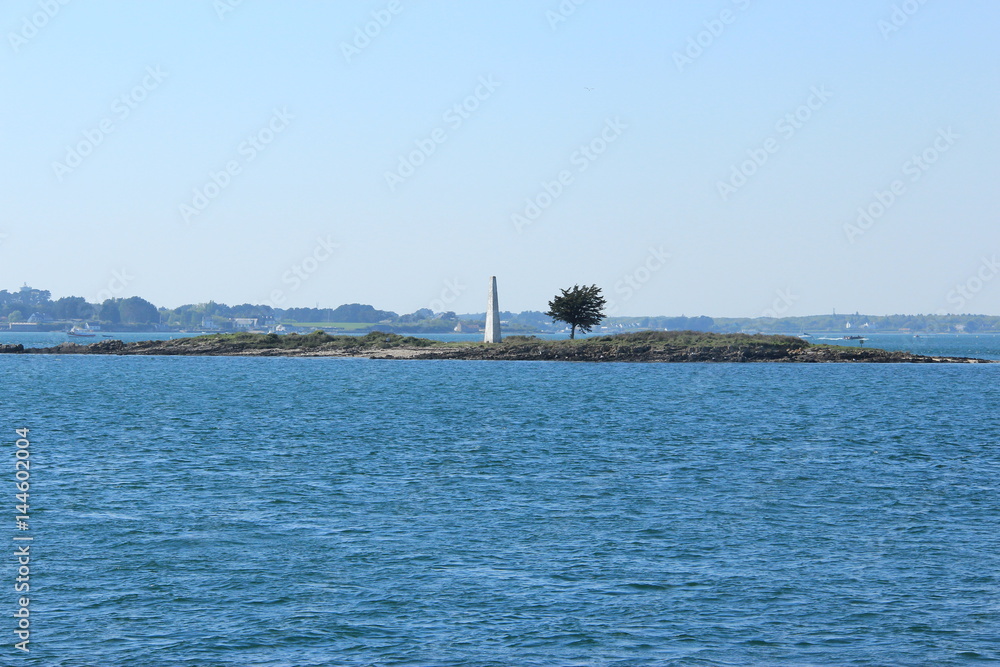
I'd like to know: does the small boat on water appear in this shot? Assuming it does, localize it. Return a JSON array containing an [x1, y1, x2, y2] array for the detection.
[[68, 326, 98, 338]]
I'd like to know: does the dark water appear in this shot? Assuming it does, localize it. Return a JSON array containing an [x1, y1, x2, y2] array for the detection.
[[2, 344, 999, 665]]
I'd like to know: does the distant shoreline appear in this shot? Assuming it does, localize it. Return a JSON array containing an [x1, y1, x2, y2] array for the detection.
[[0, 331, 993, 363]]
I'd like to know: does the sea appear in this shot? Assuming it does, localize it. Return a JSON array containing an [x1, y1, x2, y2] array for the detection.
[[0, 333, 998, 665]]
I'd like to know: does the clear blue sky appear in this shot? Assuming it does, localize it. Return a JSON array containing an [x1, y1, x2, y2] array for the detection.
[[2, 0, 998, 317]]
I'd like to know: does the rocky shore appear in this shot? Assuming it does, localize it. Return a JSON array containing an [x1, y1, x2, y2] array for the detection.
[[0, 331, 993, 363]]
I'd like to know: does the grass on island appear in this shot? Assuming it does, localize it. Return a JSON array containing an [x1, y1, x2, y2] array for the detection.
[[496, 331, 814, 354], [174, 330, 442, 350], [173, 329, 816, 353]]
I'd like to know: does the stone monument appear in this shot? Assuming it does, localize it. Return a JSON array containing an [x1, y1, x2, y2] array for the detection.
[[484, 276, 501, 343]]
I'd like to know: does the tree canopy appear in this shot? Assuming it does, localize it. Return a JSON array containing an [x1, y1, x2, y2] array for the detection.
[[546, 284, 607, 339], [118, 296, 160, 324]]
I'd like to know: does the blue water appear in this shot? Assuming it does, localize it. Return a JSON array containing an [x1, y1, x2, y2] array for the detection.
[[807, 333, 1000, 361], [2, 343, 999, 665], [0, 331, 203, 349]]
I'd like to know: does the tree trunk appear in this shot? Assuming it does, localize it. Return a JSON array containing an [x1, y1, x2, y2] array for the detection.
[[570, 324, 576, 339]]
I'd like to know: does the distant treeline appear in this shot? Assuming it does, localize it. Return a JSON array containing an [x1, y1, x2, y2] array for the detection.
[[0, 286, 549, 332], [1, 288, 159, 325], [4, 285, 1000, 333], [605, 314, 1000, 333], [0, 288, 405, 328]]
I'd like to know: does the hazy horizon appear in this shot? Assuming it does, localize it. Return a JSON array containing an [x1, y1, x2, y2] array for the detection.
[[8, 281, 1000, 323], [3, 1, 998, 317]]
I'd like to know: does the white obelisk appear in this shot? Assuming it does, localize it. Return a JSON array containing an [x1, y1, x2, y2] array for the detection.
[[484, 276, 501, 343]]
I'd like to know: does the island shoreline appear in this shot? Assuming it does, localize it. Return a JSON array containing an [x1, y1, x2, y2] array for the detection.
[[0, 331, 994, 364]]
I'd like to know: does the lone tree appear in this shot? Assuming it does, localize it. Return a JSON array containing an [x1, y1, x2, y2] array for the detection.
[[546, 284, 607, 339]]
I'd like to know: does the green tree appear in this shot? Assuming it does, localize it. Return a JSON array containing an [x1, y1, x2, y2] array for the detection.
[[8, 310, 23, 323], [99, 299, 121, 325], [328, 303, 398, 323], [17, 286, 51, 307], [118, 296, 159, 324], [545, 284, 607, 339], [51, 296, 92, 320]]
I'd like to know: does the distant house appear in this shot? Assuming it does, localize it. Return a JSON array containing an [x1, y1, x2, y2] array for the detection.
[[27, 312, 53, 323], [201, 317, 220, 330], [233, 318, 257, 329]]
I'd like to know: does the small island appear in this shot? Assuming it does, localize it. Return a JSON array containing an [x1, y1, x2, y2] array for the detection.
[[0, 331, 992, 363]]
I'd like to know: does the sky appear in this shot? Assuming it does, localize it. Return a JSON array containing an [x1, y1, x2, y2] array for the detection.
[[2, 0, 999, 318]]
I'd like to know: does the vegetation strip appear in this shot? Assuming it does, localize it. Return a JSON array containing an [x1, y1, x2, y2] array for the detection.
[[0, 331, 992, 363]]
